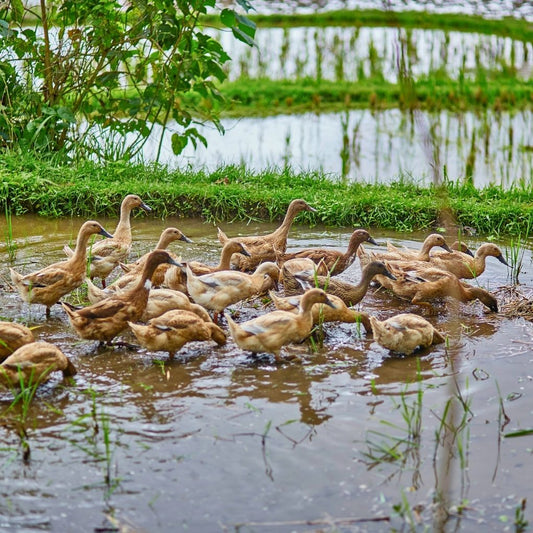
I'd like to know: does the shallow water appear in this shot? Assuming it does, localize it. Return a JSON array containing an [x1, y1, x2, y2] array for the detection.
[[1, 215, 533, 531], [139, 108, 533, 188], [215, 26, 532, 83]]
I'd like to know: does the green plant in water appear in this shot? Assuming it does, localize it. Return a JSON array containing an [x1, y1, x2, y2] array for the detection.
[[515, 498, 528, 533], [4, 198, 17, 262], [1, 366, 48, 463], [361, 360, 424, 478]]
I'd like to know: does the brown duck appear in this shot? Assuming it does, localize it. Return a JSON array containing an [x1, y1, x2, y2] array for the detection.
[[217, 199, 317, 271], [0, 341, 76, 389], [226, 288, 335, 361], [64, 194, 151, 287], [62, 250, 181, 345], [283, 260, 397, 306], [359, 233, 452, 266], [269, 291, 371, 332], [0, 321, 36, 361], [10, 221, 112, 317], [277, 228, 378, 275], [376, 263, 498, 312], [370, 313, 445, 355], [129, 310, 226, 359]]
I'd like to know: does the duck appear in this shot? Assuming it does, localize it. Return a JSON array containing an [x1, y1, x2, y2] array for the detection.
[[217, 199, 317, 271], [226, 288, 335, 361], [62, 250, 181, 345], [269, 291, 371, 332], [187, 240, 251, 275], [10, 221, 113, 317], [279, 257, 330, 295], [283, 261, 397, 307], [119, 227, 192, 273], [370, 313, 445, 355], [375, 263, 499, 312], [128, 310, 226, 359], [359, 233, 452, 266], [65, 194, 152, 287], [159, 241, 250, 296], [0, 341, 76, 389], [428, 242, 509, 279], [141, 288, 213, 322], [0, 321, 36, 361], [186, 261, 280, 323], [276, 228, 379, 276]]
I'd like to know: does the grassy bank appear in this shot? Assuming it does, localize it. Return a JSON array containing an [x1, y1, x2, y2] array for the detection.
[[217, 76, 533, 117], [1, 155, 531, 236], [204, 10, 533, 43]]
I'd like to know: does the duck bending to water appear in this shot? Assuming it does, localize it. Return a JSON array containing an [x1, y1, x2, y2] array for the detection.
[[226, 288, 335, 361], [129, 310, 226, 359], [217, 199, 317, 271], [62, 250, 180, 346], [0, 341, 76, 389], [370, 313, 445, 355], [64, 194, 151, 287], [269, 291, 372, 332], [277, 228, 378, 276], [186, 261, 280, 323], [375, 263, 499, 312], [284, 261, 396, 307], [10, 221, 112, 317], [0, 321, 36, 361]]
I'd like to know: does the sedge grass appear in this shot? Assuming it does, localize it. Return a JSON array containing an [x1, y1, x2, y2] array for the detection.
[[1, 154, 532, 237]]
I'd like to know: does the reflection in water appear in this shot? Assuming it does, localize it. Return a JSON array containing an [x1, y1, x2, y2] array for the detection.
[[216, 26, 532, 83], [137, 109, 532, 188]]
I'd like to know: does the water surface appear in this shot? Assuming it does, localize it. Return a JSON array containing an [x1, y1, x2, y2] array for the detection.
[[1, 215, 532, 531]]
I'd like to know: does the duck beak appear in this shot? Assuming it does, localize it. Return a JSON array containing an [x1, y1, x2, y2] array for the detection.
[[441, 243, 453, 253], [385, 269, 397, 281], [464, 247, 474, 257], [240, 244, 252, 257], [140, 202, 152, 213], [367, 236, 379, 246], [98, 227, 113, 239], [497, 254, 510, 267], [307, 205, 317, 213], [180, 234, 193, 243], [324, 296, 336, 309], [169, 258, 184, 268]]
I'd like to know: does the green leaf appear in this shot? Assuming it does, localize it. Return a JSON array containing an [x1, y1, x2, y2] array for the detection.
[[171, 133, 188, 155], [220, 9, 236, 28], [231, 26, 255, 47], [504, 429, 533, 438], [10, 0, 24, 23]]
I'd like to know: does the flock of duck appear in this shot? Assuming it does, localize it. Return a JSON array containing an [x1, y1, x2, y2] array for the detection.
[[1, 195, 509, 390]]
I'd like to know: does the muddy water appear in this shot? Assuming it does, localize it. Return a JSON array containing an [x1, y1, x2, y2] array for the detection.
[[1, 215, 533, 532]]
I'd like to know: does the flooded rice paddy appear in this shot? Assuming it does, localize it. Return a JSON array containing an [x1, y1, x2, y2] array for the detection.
[[1, 215, 533, 532], [144, 108, 533, 188], [217, 26, 532, 83]]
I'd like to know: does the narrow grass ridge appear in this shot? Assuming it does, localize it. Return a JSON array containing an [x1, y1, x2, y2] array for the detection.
[[1, 154, 532, 236]]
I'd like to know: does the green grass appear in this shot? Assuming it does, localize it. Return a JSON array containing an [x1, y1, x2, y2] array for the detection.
[[216, 76, 533, 117], [1, 153, 532, 236]]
